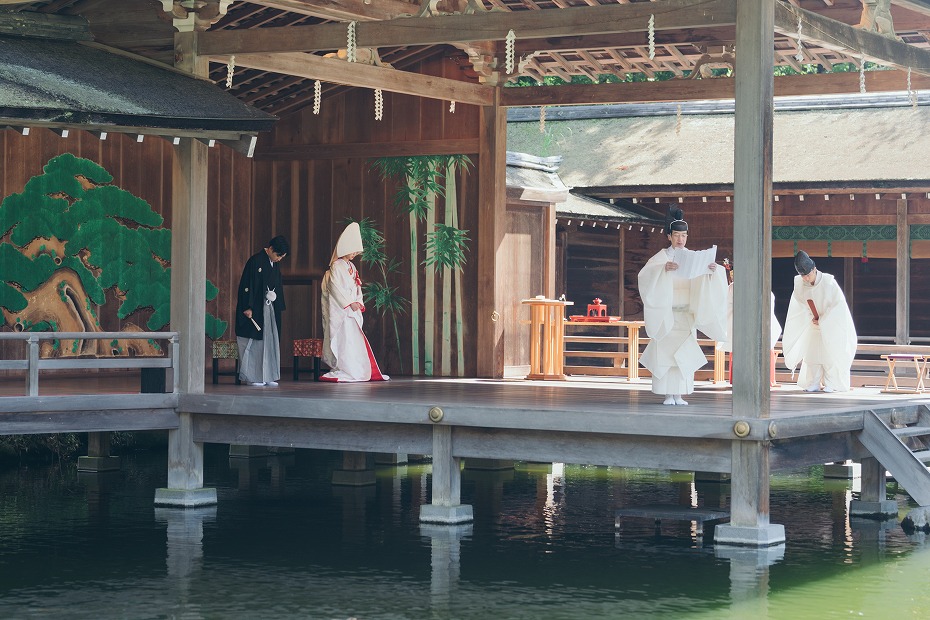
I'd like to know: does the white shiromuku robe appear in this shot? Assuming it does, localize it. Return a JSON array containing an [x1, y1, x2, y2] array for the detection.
[[721, 285, 782, 353], [321, 258, 388, 383], [638, 247, 728, 396], [782, 271, 857, 392]]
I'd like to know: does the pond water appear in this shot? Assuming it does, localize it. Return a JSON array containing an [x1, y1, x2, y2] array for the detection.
[[0, 445, 927, 619]]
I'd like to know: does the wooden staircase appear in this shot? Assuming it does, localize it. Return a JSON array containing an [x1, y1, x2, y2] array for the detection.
[[858, 411, 930, 506]]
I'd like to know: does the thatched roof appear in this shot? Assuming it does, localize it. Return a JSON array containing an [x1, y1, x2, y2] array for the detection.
[[507, 95, 930, 191]]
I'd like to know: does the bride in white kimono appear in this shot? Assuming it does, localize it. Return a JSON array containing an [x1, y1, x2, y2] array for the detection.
[[320, 222, 389, 383], [637, 208, 728, 405]]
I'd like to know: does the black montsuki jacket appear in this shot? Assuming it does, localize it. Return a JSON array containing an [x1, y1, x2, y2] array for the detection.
[[234, 251, 286, 340]]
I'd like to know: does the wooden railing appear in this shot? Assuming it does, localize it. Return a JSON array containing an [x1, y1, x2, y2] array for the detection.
[[0, 331, 179, 396]]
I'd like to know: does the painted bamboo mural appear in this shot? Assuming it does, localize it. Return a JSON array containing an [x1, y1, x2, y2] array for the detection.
[[371, 155, 471, 376]]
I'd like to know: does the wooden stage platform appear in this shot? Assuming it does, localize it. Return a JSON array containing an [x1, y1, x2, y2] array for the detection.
[[2, 373, 927, 474], [5, 372, 930, 543]]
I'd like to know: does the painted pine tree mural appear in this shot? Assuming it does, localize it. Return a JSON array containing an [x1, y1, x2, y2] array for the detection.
[[0, 153, 226, 357]]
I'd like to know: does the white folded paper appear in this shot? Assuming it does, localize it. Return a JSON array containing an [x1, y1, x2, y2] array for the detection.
[[668, 245, 717, 279]]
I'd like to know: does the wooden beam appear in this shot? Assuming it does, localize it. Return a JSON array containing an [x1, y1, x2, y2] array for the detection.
[[216, 52, 494, 106], [499, 69, 930, 106], [199, 0, 736, 55], [775, 1, 930, 74], [254, 0, 418, 21], [255, 138, 480, 160], [893, 0, 930, 19]]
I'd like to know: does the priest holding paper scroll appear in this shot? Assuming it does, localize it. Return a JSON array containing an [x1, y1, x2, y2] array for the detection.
[[638, 207, 728, 405], [782, 251, 858, 392]]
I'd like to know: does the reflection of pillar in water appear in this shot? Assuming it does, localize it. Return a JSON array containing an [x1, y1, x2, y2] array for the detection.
[[715, 544, 784, 615], [376, 464, 407, 521], [420, 523, 472, 620], [155, 506, 217, 600], [79, 469, 120, 521], [465, 468, 513, 526], [333, 483, 376, 541]]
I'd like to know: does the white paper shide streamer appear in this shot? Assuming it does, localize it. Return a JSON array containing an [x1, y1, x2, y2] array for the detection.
[[859, 54, 866, 93], [648, 15, 655, 60], [347, 21, 357, 63], [225, 55, 235, 89], [374, 88, 383, 121], [449, 100, 456, 113], [795, 15, 804, 63], [313, 80, 322, 115], [505, 29, 516, 74]]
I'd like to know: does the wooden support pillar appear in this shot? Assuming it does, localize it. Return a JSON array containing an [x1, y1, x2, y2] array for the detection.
[[896, 198, 910, 345], [717, 0, 783, 547], [170, 30, 209, 395], [420, 425, 473, 524], [156, 412, 217, 506], [476, 88, 507, 378], [155, 30, 215, 508], [77, 431, 121, 472], [850, 456, 898, 518], [332, 451, 377, 486]]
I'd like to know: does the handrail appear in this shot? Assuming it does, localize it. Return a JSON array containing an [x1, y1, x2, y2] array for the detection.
[[0, 331, 179, 396]]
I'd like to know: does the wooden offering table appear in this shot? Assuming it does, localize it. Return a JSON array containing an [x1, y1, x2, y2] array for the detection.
[[522, 297, 573, 380]]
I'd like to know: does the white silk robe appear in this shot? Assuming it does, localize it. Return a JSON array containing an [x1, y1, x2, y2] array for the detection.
[[638, 248, 728, 396], [321, 258, 388, 382], [782, 271, 857, 392]]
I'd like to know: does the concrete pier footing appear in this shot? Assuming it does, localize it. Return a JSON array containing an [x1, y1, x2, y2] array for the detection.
[[714, 523, 786, 547], [420, 504, 474, 524], [849, 499, 898, 519], [154, 487, 218, 507]]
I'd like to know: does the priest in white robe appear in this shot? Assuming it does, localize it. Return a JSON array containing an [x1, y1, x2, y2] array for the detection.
[[320, 222, 389, 383], [782, 251, 857, 392], [638, 207, 728, 405]]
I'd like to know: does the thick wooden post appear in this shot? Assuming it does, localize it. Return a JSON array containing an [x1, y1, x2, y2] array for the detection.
[[157, 30, 216, 508], [420, 425, 473, 524], [717, 0, 784, 547], [156, 412, 216, 506], [476, 87, 507, 378], [170, 30, 209, 395], [896, 198, 910, 344], [850, 456, 897, 517]]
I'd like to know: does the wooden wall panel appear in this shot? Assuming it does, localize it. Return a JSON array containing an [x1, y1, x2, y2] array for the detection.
[[255, 57, 482, 376]]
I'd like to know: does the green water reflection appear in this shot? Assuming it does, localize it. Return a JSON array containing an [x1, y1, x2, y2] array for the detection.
[[0, 446, 927, 619]]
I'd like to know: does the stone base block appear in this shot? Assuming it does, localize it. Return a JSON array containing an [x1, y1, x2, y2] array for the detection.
[[464, 458, 514, 471], [154, 487, 218, 507], [824, 462, 861, 479], [419, 503, 474, 524], [77, 455, 121, 472], [849, 499, 898, 519], [229, 445, 274, 458], [332, 469, 377, 486], [714, 523, 786, 547]]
